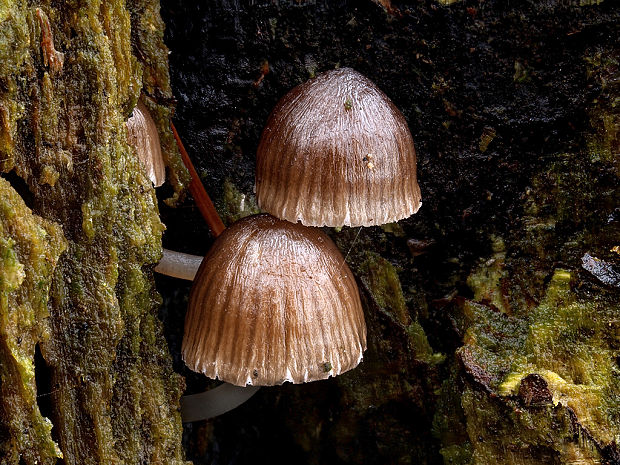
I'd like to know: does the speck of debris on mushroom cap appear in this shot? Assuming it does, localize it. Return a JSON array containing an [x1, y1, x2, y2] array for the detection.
[[182, 213, 367, 386], [126, 100, 165, 187], [256, 67, 422, 227]]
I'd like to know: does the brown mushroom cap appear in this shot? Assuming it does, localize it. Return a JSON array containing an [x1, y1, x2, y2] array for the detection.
[[126, 100, 165, 187], [182, 214, 367, 386], [256, 67, 422, 227]]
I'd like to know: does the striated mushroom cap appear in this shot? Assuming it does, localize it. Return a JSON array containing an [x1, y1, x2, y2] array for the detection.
[[126, 100, 166, 187], [183, 214, 366, 386], [256, 67, 421, 227]]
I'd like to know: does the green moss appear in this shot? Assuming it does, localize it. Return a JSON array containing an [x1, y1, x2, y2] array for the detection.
[[466, 235, 509, 313], [585, 50, 619, 171], [0, 1, 188, 463], [359, 251, 443, 364], [499, 269, 620, 444], [461, 300, 529, 387], [447, 155, 619, 462], [0, 1, 30, 172], [380, 222, 405, 237], [220, 178, 261, 225], [460, 386, 601, 465], [359, 251, 410, 325], [502, 145, 618, 316], [0, 177, 66, 464], [453, 260, 619, 461], [0, 236, 24, 292], [439, 444, 473, 465], [407, 322, 446, 365], [433, 370, 472, 465]]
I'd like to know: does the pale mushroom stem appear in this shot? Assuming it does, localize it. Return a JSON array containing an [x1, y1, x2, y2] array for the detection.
[[180, 384, 260, 423], [155, 249, 203, 281]]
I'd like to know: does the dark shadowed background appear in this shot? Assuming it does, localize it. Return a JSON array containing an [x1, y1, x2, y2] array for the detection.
[[153, 1, 619, 464]]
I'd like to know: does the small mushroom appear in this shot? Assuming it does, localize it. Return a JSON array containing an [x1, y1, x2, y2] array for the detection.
[[181, 213, 367, 387], [126, 100, 166, 187], [256, 67, 422, 227]]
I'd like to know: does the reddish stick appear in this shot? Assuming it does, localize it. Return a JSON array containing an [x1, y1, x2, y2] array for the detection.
[[171, 122, 226, 237]]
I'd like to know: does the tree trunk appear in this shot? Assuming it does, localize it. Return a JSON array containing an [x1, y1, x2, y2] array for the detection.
[[0, 1, 189, 463]]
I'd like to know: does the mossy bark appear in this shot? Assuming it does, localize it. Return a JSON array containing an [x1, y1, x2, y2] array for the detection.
[[0, 1, 189, 464]]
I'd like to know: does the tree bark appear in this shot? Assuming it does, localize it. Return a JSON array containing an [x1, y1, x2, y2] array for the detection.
[[0, 1, 189, 463]]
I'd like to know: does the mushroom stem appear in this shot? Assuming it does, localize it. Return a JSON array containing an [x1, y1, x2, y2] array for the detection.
[[171, 121, 226, 237], [180, 384, 260, 422], [154, 248, 203, 281]]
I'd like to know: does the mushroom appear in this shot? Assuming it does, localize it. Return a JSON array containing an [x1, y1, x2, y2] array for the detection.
[[155, 214, 367, 421], [182, 213, 366, 386], [256, 67, 422, 227], [126, 100, 166, 187]]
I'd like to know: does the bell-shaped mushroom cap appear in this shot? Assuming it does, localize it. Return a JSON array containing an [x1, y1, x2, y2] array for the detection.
[[126, 100, 166, 187], [183, 214, 367, 386], [256, 67, 421, 227]]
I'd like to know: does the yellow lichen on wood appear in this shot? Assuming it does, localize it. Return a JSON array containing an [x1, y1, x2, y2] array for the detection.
[[0, 1, 189, 464], [499, 270, 620, 445], [0, 177, 66, 464]]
